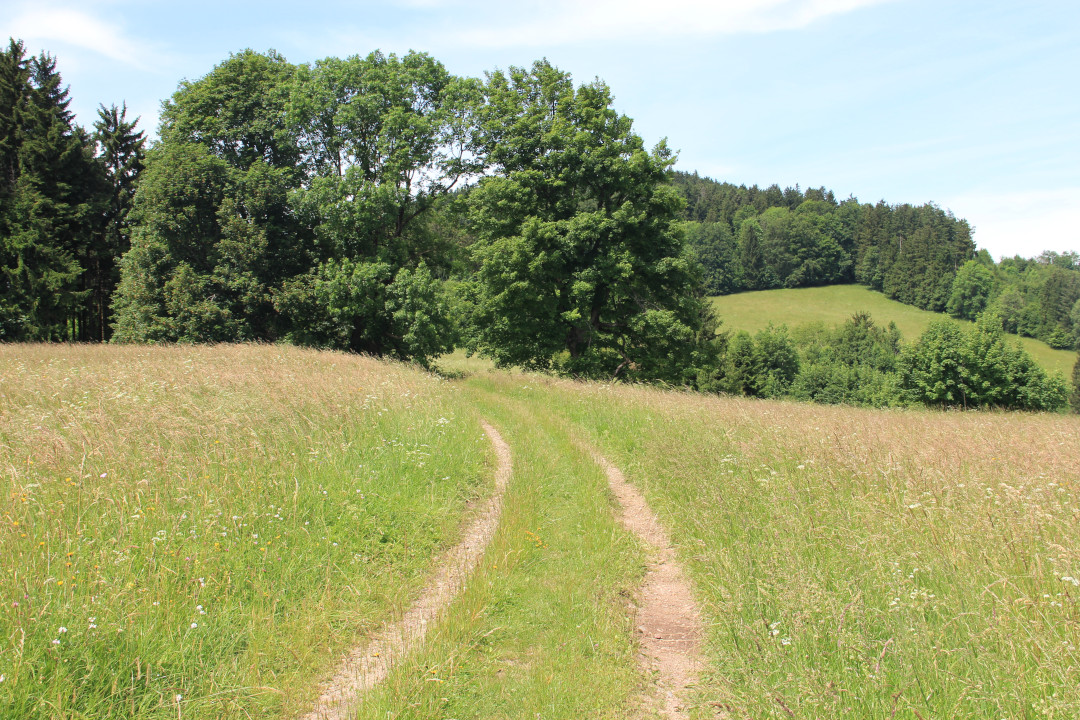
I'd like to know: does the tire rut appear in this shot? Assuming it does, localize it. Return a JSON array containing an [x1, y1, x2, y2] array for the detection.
[[300, 421, 511, 720], [592, 451, 703, 719]]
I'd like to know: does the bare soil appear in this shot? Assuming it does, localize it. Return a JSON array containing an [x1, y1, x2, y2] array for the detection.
[[300, 421, 512, 720], [593, 452, 704, 719]]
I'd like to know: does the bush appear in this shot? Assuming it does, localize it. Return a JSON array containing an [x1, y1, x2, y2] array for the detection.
[[900, 318, 1067, 411]]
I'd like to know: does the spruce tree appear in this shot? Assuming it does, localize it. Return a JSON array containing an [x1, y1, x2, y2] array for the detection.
[[0, 42, 102, 340], [89, 103, 144, 340], [0, 40, 31, 335]]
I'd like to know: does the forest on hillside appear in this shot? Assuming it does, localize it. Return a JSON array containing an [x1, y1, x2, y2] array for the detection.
[[1, 39, 1078, 411], [673, 172, 1080, 351]]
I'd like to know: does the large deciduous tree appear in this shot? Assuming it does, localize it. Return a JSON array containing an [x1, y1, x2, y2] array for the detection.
[[465, 60, 717, 383], [113, 49, 301, 344], [276, 51, 480, 362], [946, 259, 994, 320], [113, 49, 473, 365]]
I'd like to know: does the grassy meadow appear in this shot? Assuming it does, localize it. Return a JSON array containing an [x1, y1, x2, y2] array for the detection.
[[710, 284, 1076, 377], [0, 344, 492, 719], [3, 343, 1079, 719], [518, 375, 1080, 719]]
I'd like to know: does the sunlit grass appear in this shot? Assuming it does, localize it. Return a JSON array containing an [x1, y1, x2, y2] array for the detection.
[[0, 343, 489, 719], [530, 376, 1080, 718], [6, 343, 1077, 719], [710, 284, 1075, 376], [352, 378, 647, 718]]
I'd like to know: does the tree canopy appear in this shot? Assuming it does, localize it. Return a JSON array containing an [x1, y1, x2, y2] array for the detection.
[[463, 60, 717, 383]]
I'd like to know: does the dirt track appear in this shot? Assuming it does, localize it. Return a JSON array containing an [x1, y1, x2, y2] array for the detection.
[[301, 421, 512, 720], [593, 451, 703, 719]]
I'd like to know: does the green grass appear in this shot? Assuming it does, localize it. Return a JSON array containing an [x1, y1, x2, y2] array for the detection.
[[710, 284, 1077, 377], [0, 344, 491, 719], [353, 376, 648, 718], [531, 378, 1080, 719], [6, 344, 1079, 720]]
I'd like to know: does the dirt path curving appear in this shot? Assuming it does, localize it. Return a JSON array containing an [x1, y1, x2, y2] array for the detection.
[[592, 452, 704, 719], [300, 421, 512, 720]]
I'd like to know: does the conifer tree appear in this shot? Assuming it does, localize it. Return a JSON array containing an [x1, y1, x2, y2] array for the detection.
[[88, 103, 144, 340], [0, 41, 102, 339]]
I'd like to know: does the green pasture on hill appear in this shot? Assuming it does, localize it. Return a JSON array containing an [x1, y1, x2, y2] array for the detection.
[[710, 284, 1076, 377]]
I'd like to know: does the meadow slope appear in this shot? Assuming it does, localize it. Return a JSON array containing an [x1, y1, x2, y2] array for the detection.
[[710, 285, 1076, 377], [0, 345, 492, 719]]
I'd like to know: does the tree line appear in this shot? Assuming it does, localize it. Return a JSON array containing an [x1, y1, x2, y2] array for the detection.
[[0, 40, 145, 341], [723, 312, 1070, 412], [673, 172, 1080, 352], [2, 40, 1078, 412]]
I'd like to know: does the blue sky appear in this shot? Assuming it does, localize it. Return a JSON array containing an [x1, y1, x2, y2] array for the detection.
[[3, 0, 1077, 260]]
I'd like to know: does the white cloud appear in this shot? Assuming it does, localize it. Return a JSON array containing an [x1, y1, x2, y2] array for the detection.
[[944, 189, 1080, 261], [454, 0, 894, 48], [6, 6, 148, 67]]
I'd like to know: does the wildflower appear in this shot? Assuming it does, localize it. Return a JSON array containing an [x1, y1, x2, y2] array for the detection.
[[58, 626, 67, 634], [52, 639, 60, 645], [781, 637, 792, 646], [190, 622, 198, 629], [100, 473, 107, 478]]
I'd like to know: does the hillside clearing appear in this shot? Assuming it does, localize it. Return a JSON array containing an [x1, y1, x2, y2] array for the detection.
[[710, 284, 1075, 376]]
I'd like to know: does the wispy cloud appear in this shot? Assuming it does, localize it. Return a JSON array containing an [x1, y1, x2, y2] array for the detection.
[[451, 0, 895, 48], [5, 5, 151, 67]]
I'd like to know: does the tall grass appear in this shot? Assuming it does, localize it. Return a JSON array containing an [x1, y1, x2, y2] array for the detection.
[[0, 344, 490, 719], [519, 375, 1080, 718], [351, 379, 647, 718]]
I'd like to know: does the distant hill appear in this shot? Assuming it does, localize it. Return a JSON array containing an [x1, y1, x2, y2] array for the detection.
[[674, 172, 1080, 353], [710, 284, 1076, 377]]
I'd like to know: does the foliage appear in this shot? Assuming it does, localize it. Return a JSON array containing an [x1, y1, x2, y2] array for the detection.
[[113, 49, 472, 365], [668, 172, 974, 311], [728, 325, 800, 398], [946, 259, 994, 320], [899, 317, 1067, 410], [1071, 353, 1080, 414], [0, 40, 108, 340], [276, 259, 454, 365], [464, 60, 718, 384], [88, 103, 145, 340], [790, 313, 904, 406]]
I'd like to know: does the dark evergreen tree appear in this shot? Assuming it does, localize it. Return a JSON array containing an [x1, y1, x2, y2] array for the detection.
[[1071, 353, 1080, 414], [87, 103, 145, 340], [0, 42, 102, 340]]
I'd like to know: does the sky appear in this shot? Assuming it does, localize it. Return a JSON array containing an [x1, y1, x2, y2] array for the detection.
[[2, 0, 1078, 260]]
